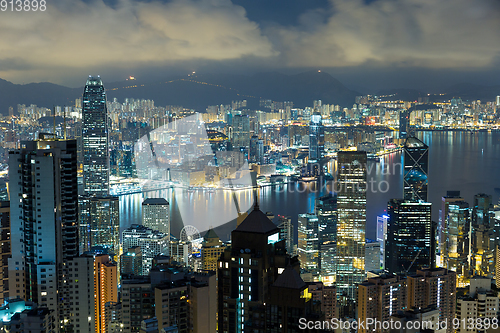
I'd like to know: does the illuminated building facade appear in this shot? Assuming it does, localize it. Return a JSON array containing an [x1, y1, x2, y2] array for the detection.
[[201, 228, 225, 272], [336, 151, 367, 299], [297, 213, 319, 274], [142, 198, 170, 236], [122, 224, 169, 275], [376, 214, 388, 269], [385, 199, 433, 274], [403, 137, 428, 202], [441, 199, 471, 287], [407, 268, 456, 333], [315, 194, 337, 280], [357, 275, 407, 333], [8, 137, 78, 332], [309, 112, 324, 161], [277, 215, 294, 255], [471, 193, 497, 278], [82, 76, 110, 197]]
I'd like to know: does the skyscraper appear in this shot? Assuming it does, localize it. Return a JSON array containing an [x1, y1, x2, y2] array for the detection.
[[315, 194, 337, 280], [441, 199, 471, 287], [64, 254, 118, 333], [0, 201, 10, 305], [217, 205, 298, 333], [142, 198, 170, 235], [376, 214, 389, 269], [309, 112, 324, 161], [336, 151, 367, 299], [82, 76, 110, 196], [297, 214, 319, 274], [399, 110, 409, 139], [277, 215, 294, 255], [8, 136, 78, 331], [385, 199, 433, 275], [471, 193, 497, 278], [232, 114, 250, 150], [403, 137, 428, 202], [201, 228, 225, 272]]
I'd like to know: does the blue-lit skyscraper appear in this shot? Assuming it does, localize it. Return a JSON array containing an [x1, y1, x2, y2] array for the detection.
[[82, 76, 110, 196], [403, 136, 428, 202], [316, 194, 337, 281], [309, 112, 324, 161]]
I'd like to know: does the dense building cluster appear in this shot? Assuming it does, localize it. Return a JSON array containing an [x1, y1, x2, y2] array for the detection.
[[0, 77, 498, 332]]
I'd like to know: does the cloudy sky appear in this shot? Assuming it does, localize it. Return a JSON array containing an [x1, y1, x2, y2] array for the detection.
[[1, 0, 499, 90]]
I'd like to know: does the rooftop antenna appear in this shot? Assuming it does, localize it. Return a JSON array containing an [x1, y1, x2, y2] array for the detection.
[[63, 105, 67, 140]]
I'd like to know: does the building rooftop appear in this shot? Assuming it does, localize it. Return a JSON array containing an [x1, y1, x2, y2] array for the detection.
[[272, 266, 306, 290], [235, 206, 278, 234], [142, 198, 169, 205], [404, 136, 428, 148], [203, 228, 219, 240]]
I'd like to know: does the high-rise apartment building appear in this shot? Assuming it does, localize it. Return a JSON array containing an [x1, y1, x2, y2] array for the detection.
[[309, 112, 325, 161], [8, 136, 78, 332], [64, 254, 118, 333], [336, 151, 367, 299], [142, 198, 170, 235], [456, 277, 499, 333], [403, 137, 428, 202], [82, 76, 110, 196], [357, 275, 407, 333], [0, 201, 10, 305], [200, 228, 225, 272], [407, 268, 456, 333], [316, 194, 337, 280], [385, 199, 433, 274], [297, 213, 319, 274], [122, 224, 169, 275]]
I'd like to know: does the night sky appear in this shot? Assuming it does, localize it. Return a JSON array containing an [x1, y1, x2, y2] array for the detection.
[[1, 0, 499, 89]]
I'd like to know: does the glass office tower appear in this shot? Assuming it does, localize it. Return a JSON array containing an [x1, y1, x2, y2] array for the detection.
[[403, 136, 428, 202], [82, 76, 110, 196], [336, 151, 367, 299]]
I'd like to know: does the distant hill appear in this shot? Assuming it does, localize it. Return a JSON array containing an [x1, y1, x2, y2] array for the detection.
[[0, 78, 81, 115], [0, 71, 359, 114], [440, 83, 500, 102]]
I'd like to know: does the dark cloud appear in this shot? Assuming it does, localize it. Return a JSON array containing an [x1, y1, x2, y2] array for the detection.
[[0, 0, 498, 88]]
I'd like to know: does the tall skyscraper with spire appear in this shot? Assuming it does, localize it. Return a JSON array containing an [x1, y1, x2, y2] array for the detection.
[[403, 137, 429, 202], [80, 76, 119, 257], [82, 76, 110, 196]]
